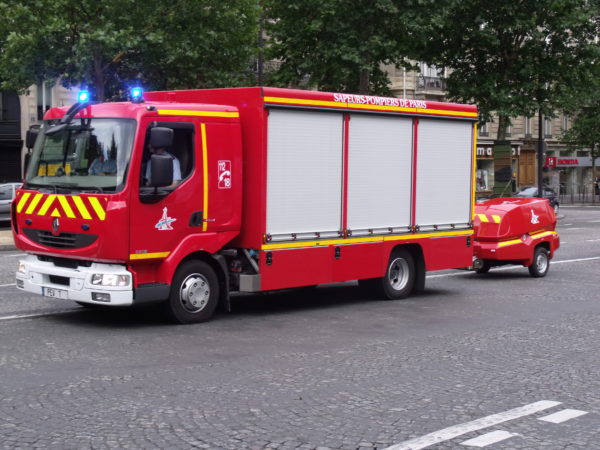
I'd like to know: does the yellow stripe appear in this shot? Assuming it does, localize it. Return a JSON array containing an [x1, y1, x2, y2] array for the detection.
[[158, 109, 239, 118], [57, 195, 76, 218], [472, 123, 477, 221], [37, 194, 56, 216], [88, 197, 106, 221], [476, 213, 489, 222], [201, 123, 209, 232], [262, 230, 474, 250], [72, 196, 92, 220], [264, 96, 478, 118], [50, 208, 61, 217], [16, 192, 31, 213], [492, 215, 502, 223], [498, 239, 523, 248], [530, 231, 556, 239], [264, 96, 343, 108], [25, 193, 44, 214], [129, 252, 170, 260]]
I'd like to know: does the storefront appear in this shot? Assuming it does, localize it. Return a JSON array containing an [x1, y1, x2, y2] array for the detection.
[[545, 155, 600, 197], [476, 142, 524, 197]]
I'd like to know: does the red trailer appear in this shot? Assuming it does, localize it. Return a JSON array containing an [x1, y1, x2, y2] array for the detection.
[[14, 87, 478, 323], [473, 198, 560, 276]]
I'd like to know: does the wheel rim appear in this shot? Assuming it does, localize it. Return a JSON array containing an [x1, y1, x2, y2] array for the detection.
[[388, 257, 410, 291], [179, 273, 211, 313], [535, 252, 549, 274]]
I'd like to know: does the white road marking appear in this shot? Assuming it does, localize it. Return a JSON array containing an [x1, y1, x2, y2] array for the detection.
[[427, 256, 600, 279], [2, 253, 25, 257], [585, 239, 600, 242], [383, 400, 561, 450], [538, 409, 588, 424], [587, 219, 600, 223], [563, 223, 573, 225], [460, 430, 519, 447], [0, 310, 77, 321], [562, 227, 585, 231], [0, 283, 16, 287]]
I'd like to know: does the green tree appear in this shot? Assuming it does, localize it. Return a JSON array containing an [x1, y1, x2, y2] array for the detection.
[[265, 0, 425, 95], [0, 0, 260, 101], [424, 0, 600, 140]]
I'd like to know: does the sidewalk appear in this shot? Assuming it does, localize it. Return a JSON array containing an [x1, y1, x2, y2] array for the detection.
[[0, 229, 15, 251]]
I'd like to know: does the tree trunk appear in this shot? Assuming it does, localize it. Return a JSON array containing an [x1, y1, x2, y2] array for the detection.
[[93, 52, 105, 102], [496, 114, 510, 142], [358, 69, 370, 95]]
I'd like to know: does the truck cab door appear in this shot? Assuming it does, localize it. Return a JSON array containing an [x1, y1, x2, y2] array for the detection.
[[129, 119, 202, 263]]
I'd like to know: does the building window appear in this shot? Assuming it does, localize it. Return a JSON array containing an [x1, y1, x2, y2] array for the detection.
[[562, 115, 569, 132], [506, 123, 512, 137], [525, 117, 533, 137], [37, 82, 53, 120], [479, 122, 489, 137], [544, 117, 552, 138]]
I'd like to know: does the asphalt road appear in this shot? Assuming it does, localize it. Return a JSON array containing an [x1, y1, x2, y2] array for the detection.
[[0, 207, 599, 449]]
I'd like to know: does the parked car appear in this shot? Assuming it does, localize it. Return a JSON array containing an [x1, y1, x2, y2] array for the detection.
[[0, 182, 22, 222], [515, 186, 559, 214]]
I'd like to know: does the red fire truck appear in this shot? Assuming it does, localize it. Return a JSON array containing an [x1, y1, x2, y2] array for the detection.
[[14, 87, 478, 323]]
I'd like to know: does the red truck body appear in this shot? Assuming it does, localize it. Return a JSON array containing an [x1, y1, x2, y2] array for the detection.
[[14, 87, 479, 322], [473, 198, 560, 276]]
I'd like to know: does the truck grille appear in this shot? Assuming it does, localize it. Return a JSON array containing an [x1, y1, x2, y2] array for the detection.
[[22, 228, 98, 249]]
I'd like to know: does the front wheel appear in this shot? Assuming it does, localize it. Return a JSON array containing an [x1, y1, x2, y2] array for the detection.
[[528, 247, 550, 278], [166, 260, 219, 324], [365, 248, 415, 300]]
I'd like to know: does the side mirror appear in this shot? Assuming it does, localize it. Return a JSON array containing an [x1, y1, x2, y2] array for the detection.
[[26, 128, 39, 149], [149, 154, 174, 187], [150, 127, 173, 149]]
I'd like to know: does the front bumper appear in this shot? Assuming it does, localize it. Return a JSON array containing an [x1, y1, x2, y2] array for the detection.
[[15, 254, 134, 306]]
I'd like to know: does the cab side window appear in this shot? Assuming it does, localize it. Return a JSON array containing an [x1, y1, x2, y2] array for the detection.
[[141, 122, 195, 187]]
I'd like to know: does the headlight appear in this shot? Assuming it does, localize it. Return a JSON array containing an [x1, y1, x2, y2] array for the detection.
[[91, 273, 131, 287], [17, 262, 27, 274]]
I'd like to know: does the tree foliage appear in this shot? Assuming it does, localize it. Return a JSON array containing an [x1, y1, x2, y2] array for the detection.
[[0, 0, 260, 101], [265, 0, 427, 95], [424, 0, 600, 140]]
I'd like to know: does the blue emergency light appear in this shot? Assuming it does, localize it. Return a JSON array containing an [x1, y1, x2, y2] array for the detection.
[[77, 90, 90, 103], [131, 87, 144, 103]]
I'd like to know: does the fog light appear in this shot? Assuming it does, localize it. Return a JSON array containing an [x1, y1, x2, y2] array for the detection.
[[92, 292, 111, 302], [17, 262, 26, 274], [16, 279, 24, 289]]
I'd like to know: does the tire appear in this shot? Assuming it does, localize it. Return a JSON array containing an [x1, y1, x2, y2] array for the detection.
[[528, 247, 550, 278], [367, 248, 415, 300], [475, 261, 491, 274], [166, 260, 219, 324]]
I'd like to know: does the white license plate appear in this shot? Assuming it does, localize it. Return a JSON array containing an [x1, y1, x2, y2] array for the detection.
[[43, 287, 68, 299]]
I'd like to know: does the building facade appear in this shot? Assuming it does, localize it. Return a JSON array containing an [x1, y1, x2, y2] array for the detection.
[[0, 82, 78, 182]]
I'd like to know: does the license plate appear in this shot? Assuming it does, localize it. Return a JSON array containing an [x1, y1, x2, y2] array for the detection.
[[43, 287, 68, 299]]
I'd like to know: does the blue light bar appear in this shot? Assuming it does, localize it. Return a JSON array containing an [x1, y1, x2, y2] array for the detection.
[[78, 90, 90, 103], [131, 87, 144, 103]]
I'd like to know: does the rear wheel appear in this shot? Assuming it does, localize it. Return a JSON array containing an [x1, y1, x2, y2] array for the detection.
[[365, 248, 415, 300], [166, 260, 219, 324], [528, 247, 550, 278]]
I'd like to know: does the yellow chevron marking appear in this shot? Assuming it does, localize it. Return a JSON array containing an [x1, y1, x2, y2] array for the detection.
[[37, 195, 56, 216], [50, 208, 61, 217], [476, 213, 489, 223], [72, 196, 92, 220], [129, 252, 170, 260], [16, 192, 31, 213], [57, 195, 76, 218], [25, 194, 44, 214], [88, 197, 106, 221], [492, 215, 502, 223]]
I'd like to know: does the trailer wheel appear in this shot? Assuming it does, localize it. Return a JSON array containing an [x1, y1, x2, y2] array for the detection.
[[528, 247, 550, 278], [166, 260, 219, 324], [475, 261, 491, 274], [366, 248, 415, 300]]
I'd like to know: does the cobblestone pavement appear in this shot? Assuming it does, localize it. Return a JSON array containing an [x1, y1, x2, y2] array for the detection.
[[0, 208, 598, 449]]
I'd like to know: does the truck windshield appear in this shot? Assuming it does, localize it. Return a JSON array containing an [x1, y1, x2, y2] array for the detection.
[[25, 118, 136, 193]]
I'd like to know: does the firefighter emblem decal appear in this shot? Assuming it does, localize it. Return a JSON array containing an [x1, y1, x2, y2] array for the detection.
[[155, 207, 177, 230], [218, 160, 231, 189], [530, 209, 539, 225]]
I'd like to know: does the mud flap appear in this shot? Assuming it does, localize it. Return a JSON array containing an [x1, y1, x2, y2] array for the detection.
[[211, 254, 231, 313]]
